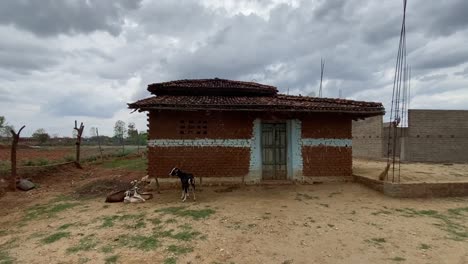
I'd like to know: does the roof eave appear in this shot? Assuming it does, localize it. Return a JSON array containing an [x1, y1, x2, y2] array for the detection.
[[129, 105, 384, 116]]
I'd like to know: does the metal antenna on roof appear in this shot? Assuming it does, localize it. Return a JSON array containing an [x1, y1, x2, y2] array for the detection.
[[386, 0, 408, 183], [319, 58, 325, 97]]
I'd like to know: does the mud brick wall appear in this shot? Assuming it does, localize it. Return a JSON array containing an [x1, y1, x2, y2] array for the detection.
[[405, 110, 468, 162], [302, 146, 352, 176], [352, 115, 383, 158], [301, 115, 353, 177], [148, 147, 250, 178], [148, 110, 253, 178]]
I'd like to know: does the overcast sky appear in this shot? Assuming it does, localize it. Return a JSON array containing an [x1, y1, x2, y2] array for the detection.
[[1, 0, 468, 137]]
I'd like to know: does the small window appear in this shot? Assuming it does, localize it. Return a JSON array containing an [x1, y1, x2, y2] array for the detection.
[[179, 120, 208, 135]]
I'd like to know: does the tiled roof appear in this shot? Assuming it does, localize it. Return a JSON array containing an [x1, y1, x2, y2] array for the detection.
[[148, 78, 278, 96], [128, 94, 385, 116]]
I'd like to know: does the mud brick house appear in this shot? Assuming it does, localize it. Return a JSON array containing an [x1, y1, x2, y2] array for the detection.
[[129, 78, 384, 184]]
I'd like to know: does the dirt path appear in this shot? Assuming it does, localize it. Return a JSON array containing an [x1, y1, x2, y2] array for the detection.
[[1, 181, 468, 264]]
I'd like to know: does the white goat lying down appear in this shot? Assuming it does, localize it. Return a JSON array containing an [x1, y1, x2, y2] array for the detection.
[[124, 180, 146, 203], [105, 179, 153, 203]]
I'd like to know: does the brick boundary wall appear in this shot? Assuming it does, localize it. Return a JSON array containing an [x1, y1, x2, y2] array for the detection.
[[353, 175, 468, 198]]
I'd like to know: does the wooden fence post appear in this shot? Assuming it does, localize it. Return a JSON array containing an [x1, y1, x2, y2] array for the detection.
[[10, 125, 25, 191], [96, 128, 103, 160], [74, 121, 84, 168]]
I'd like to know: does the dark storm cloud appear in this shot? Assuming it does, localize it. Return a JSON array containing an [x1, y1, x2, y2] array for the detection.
[[1, 0, 468, 136], [454, 67, 468, 76], [413, 0, 468, 36], [134, 0, 219, 38], [0, 0, 142, 36], [43, 92, 121, 118]]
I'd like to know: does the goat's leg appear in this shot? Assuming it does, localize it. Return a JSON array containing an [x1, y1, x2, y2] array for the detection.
[[181, 189, 185, 200], [191, 181, 196, 201]]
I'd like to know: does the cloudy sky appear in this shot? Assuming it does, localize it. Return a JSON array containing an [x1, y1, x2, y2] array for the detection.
[[1, 0, 468, 137]]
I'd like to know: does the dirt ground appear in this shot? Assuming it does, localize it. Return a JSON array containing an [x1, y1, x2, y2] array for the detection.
[[353, 158, 468, 183], [1, 161, 468, 264], [0, 146, 142, 163]]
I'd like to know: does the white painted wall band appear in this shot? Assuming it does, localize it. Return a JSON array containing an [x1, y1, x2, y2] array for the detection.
[[147, 139, 251, 148], [147, 138, 352, 148], [301, 138, 352, 147]]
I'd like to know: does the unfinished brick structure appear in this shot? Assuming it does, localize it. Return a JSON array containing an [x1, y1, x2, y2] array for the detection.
[[352, 109, 468, 162], [129, 79, 384, 183]]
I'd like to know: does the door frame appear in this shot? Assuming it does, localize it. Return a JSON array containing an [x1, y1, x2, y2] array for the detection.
[[260, 121, 290, 180]]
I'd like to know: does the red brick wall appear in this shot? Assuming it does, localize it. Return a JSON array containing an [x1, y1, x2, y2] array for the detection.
[[301, 115, 352, 139], [148, 110, 253, 178], [149, 110, 254, 139], [146, 110, 354, 179], [302, 146, 352, 177], [148, 147, 250, 178], [300, 115, 353, 177]]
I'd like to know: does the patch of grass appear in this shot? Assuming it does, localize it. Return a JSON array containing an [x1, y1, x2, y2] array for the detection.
[[390, 256, 406, 262], [100, 213, 145, 228], [0, 250, 14, 264], [78, 257, 90, 264], [156, 207, 215, 220], [41, 232, 70, 244], [395, 207, 468, 241], [28, 232, 47, 239], [0, 237, 19, 250], [58, 223, 75, 230], [448, 207, 468, 216], [148, 218, 162, 225], [102, 158, 147, 171], [165, 218, 177, 224], [67, 235, 98, 254], [371, 210, 392, 216], [177, 224, 192, 230], [365, 237, 386, 247], [0, 231, 7, 237], [167, 244, 193, 255], [101, 215, 120, 228], [124, 219, 146, 229], [117, 234, 159, 251], [420, 243, 430, 250], [104, 255, 119, 264], [164, 257, 177, 264], [101, 245, 114, 254], [171, 230, 201, 241], [22, 158, 49, 166], [24, 202, 81, 221]]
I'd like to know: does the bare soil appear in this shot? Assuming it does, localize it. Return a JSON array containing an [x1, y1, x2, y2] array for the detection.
[[0, 146, 141, 163], [354, 158, 468, 183], [1, 160, 468, 264]]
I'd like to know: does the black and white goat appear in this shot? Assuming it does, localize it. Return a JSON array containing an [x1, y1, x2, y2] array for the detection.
[[169, 167, 196, 202]]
